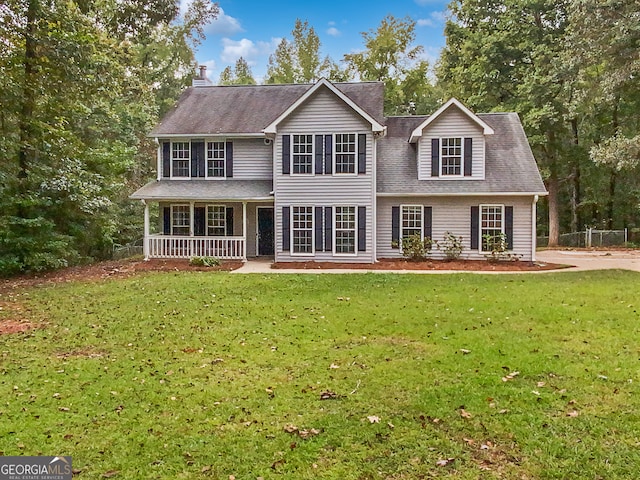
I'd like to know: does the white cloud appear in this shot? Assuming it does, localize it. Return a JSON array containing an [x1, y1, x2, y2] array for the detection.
[[417, 10, 447, 28], [328, 21, 336, 26], [220, 37, 281, 65], [178, 2, 242, 35], [327, 27, 341, 37]]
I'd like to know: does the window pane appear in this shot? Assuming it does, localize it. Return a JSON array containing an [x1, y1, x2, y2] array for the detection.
[[292, 135, 313, 174], [401, 205, 422, 239], [335, 206, 356, 254], [207, 205, 226, 236], [335, 133, 356, 174], [207, 142, 225, 177], [441, 137, 462, 176], [292, 206, 313, 253], [481, 205, 503, 251], [172, 205, 190, 235], [172, 142, 190, 177]]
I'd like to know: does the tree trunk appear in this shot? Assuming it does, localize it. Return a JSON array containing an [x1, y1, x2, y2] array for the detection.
[[607, 169, 616, 229], [547, 172, 560, 247], [570, 118, 581, 232], [18, 0, 38, 182]]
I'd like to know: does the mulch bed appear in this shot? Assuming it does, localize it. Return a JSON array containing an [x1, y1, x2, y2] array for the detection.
[[272, 258, 568, 271]]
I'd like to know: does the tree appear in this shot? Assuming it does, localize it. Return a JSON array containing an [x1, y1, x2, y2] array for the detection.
[[344, 15, 437, 115], [437, 0, 573, 245], [265, 19, 349, 84], [218, 57, 256, 85]]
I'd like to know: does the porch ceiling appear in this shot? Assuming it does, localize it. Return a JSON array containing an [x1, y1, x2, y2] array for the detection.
[[130, 180, 273, 202]]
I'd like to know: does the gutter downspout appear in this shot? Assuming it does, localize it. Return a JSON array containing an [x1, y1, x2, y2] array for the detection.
[[532, 195, 539, 262]]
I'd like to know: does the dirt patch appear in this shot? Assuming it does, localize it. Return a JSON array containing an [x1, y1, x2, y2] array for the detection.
[[272, 258, 567, 271]]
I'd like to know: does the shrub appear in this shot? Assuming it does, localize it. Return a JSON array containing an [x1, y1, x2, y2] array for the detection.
[[401, 234, 433, 261], [189, 256, 222, 267], [483, 233, 521, 262], [437, 231, 464, 260]]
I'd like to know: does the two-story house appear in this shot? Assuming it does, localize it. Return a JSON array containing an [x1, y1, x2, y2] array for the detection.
[[131, 76, 547, 263]]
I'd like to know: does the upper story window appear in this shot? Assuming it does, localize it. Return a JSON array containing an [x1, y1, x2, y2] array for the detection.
[[172, 142, 190, 177], [402, 205, 423, 239], [441, 137, 462, 176], [171, 205, 190, 235], [481, 205, 504, 252], [335, 134, 356, 174], [334, 206, 356, 254], [292, 135, 313, 174], [292, 206, 313, 253], [207, 142, 225, 177]]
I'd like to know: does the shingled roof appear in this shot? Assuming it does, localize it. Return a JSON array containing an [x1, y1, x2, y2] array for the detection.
[[377, 113, 547, 195], [150, 82, 385, 136]]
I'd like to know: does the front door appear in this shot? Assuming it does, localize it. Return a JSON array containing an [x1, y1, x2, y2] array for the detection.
[[257, 207, 274, 256]]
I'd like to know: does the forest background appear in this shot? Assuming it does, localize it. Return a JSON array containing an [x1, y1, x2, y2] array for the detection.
[[1, 0, 638, 274]]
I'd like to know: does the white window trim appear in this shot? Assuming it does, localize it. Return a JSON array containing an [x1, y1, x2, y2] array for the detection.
[[290, 205, 315, 256], [439, 136, 464, 178], [399, 204, 424, 254], [170, 141, 191, 179], [170, 204, 190, 235], [205, 140, 226, 179], [332, 133, 358, 177], [479, 204, 505, 253], [333, 205, 358, 257], [290, 134, 315, 177], [206, 204, 227, 237]]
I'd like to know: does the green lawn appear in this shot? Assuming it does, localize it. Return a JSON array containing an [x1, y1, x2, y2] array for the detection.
[[1, 271, 639, 479]]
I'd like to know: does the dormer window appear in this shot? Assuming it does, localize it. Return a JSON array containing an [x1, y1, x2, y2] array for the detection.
[[441, 137, 463, 176], [172, 142, 190, 177]]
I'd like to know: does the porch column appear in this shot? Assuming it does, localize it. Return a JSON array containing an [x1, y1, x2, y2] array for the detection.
[[189, 201, 195, 258], [242, 201, 247, 260], [142, 200, 150, 260]]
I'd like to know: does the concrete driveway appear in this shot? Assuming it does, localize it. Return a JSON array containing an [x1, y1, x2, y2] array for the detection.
[[536, 249, 640, 272]]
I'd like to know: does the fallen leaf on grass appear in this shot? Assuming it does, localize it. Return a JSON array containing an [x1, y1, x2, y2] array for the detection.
[[102, 470, 119, 478], [436, 458, 455, 467], [460, 349, 471, 355], [460, 409, 473, 419], [367, 415, 380, 424], [320, 390, 339, 400], [567, 410, 579, 417], [329, 363, 340, 369], [502, 371, 520, 382], [537, 381, 546, 387]]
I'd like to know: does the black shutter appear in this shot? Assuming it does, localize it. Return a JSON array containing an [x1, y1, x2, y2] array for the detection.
[[471, 206, 479, 250], [282, 206, 290, 251], [315, 135, 324, 175], [324, 135, 333, 174], [226, 207, 234, 236], [431, 138, 440, 177], [282, 135, 291, 174], [423, 206, 432, 240], [358, 134, 366, 174], [194, 207, 206, 236], [162, 141, 170, 177], [505, 206, 514, 250], [358, 206, 366, 251], [191, 141, 204, 178], [226, 141, 233, 178], [163, 207, 171, 235], [391, 206, 400, 248], [324, 207, 332, 252], [464, 137, 473, 177], [315, 206, 324, 251]]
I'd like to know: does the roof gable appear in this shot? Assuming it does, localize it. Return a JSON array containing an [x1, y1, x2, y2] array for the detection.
[[409, 98, 494, 142], [263, 79, 385, 135]]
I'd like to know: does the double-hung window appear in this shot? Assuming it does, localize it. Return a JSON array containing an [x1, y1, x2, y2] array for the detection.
[[481, 205, 504, 251], [334, 134, 356, 174], [401, 205, 423, 240], [334, 206, 356, 254], [172, 142, 190, 177], [292, 135, 313, 174], [171, 205, 190, 235], [441, 137, 462, 176], [207, 142, 225, 177], [292, 206, 313, 254], [207, 205, 226, 236]]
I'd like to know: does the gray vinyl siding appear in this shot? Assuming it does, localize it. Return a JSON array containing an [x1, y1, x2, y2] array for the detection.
[[376, 196, 535, 261], [232, 138, 272, 179], [417, 107, 485, 180], [274, 86, 375, 263]]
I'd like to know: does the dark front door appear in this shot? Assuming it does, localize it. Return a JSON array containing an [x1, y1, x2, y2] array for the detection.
[[257, 207, 274, 256]]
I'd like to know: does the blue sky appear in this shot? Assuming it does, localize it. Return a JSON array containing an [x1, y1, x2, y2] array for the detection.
[[182, 0, 451, 83]]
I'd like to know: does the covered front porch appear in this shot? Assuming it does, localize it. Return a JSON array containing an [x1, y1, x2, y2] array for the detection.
[[131, 180, 274, 261]]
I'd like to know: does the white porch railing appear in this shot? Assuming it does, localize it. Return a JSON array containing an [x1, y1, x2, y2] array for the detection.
[[147, 235, 245, 260]]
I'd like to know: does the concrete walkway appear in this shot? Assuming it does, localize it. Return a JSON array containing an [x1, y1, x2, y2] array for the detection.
[[231, 250, 640, 274]]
